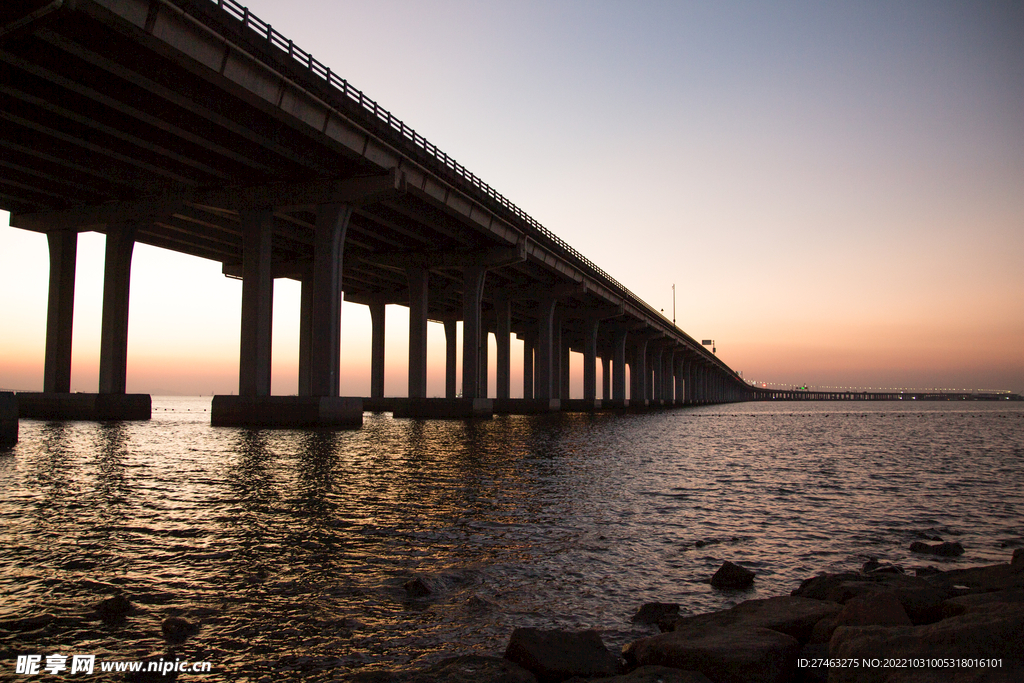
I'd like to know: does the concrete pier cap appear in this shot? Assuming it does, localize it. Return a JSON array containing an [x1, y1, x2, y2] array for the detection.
[[17, 392, 152, 421]]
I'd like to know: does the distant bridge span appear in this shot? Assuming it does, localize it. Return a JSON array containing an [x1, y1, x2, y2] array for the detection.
[[1, 0, 751, 426]]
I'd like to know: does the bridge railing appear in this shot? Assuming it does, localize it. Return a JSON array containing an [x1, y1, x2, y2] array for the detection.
[[210, 0, 728, 369]]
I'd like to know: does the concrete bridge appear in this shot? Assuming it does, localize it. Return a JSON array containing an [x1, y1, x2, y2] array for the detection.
[[0, 0, 752, 433]]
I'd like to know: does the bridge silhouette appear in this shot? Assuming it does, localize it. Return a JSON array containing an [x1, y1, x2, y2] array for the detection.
[[2, 0, 756, 436]]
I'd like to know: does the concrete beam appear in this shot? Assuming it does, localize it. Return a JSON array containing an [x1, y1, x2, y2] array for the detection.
[[362, 242, 526, 272]]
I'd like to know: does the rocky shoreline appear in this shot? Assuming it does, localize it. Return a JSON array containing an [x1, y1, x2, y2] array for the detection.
[[353, 548, 1024, 683]]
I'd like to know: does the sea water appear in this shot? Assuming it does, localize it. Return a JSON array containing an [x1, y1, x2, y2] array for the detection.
[[1, 399, 1022, 680]]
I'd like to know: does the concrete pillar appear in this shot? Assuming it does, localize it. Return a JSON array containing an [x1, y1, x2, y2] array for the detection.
[[601, 354, 611, 400], [522, 334, 534, 399], [461, 266, 487, 399], [560, 333, 570, 401], [583, 319, 599, 401], [369, 301, 385, 398], [495, 294, 511, 400], [238, 210, 273, 397], [99, 224, 136, 395], [630, 337, 648, 404], [44, 231, 77, 393], [444, 319, 457, 398], [612, 327, 627, 401], [307, 203, 350, 397], [298, 273, 313, 396], [407, 267, 428, 398], [651, 346, 663, 403], [664, 351, 675, 402], [534, 299, 558, 400], [479, 324, 490, 398]]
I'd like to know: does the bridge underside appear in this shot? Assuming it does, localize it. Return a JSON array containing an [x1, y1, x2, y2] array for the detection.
[[1, 0, 750, 428]]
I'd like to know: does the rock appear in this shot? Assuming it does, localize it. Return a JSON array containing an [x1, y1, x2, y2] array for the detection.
[[924, 562, 1024, 595], [0, 614, 57, 631], [504, 628, 618, 683], [940, 587, 1024, 619], [624, 626, 800, 683], [862, 558, 881, 573], [791, 571, 945, 624], [1012, 548, 1024, 573], [95, 594, 132, 621], [631, 602, 679, 625], [834, 592, 912, 629], [567, 666, 713, 682], [161, 616, 196, 641], [909, 540, 964, 557], [710, 561, 755, 589], [828, 602, 1024, 683], [664, 596, 842, 645]]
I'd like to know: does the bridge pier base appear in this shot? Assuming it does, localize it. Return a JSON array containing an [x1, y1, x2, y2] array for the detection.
[[211, 395, 362, 428], [493, 398, 560, 414], [17, 392, 151, 421], [562, 399, 602, 412], [1, 393, 19, 447]]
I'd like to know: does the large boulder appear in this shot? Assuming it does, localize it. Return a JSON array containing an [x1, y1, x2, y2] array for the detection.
[[624, 626, 800, 683], [1012, 549, 1023, 573], [664, 596, 842, 645], [710, 561, 755, 589], [504, 628, 618, 682], [828, 602, 1024, 683], [909, 541, 965, 557], [924, 562, 1024, 595], [791, 572, 945, 624], [631, 603, 680, 626]]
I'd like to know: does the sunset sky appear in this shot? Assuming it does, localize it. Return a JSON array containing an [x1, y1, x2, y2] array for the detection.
[[2, 0, 1022, 396]]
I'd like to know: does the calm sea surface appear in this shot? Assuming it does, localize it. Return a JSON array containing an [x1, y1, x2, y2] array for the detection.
[[2, 399, 1022, 680]]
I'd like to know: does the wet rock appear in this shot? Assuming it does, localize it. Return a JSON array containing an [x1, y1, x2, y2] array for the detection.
[[403, 573, 469, 599], [567, 666, 713, 682], [161, 616, 197, 642], [624, 625, 800, 683], [791, 571, 945, 624], [940, 587, 1024, 619], [914, 566, 942, 577], [828, 602, 1024, 683], [710, 561, 755, 589], [404, 577, 434, 598], [504, 627, 618, 683], [924, 562, 1024, 595], [663, 596, 842, 644], [1012, 548, 1024, 573], [95, 594, 132, 621], [631, 602, 679, 625], [909, 540, 964, 557], [862, 558, 881, 573]]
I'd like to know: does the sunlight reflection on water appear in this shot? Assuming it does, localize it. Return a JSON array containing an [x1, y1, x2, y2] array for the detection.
[[1, 399, 1022, 679]]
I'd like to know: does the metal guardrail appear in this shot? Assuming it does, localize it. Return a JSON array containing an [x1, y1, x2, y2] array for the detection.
[[210, 0, 727, 368]]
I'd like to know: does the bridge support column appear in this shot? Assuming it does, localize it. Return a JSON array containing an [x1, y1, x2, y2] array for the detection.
[[630, 337, 649, 408], [534, 298, 558, 401], [522, 333, 534, 400], [238, 210, 273, 397], [17, 226, 149, 421], [369, 300, 386, 399], [651, 346, 663, 406], [461, 266, 487, 400], [99, 224, 136, 395], [444, 319, 457, 398], [308, 203, 350, 397], [495, 294, 511, 400], [560, 331, 570, 401], [43, 231, 77, 394], [479, 323, 490, 398], [215, 204, 360, 428], [610, 327, 628, 407], [407, 267, 428, 398], [601, 354, 610, 400], [583, 319, 598, 401]]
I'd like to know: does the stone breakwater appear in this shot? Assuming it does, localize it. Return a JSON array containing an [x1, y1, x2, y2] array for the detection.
[[354, 548, 1024, 683]]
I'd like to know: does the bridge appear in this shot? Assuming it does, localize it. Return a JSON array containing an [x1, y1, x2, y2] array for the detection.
[[0, 0, 752, 436]]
